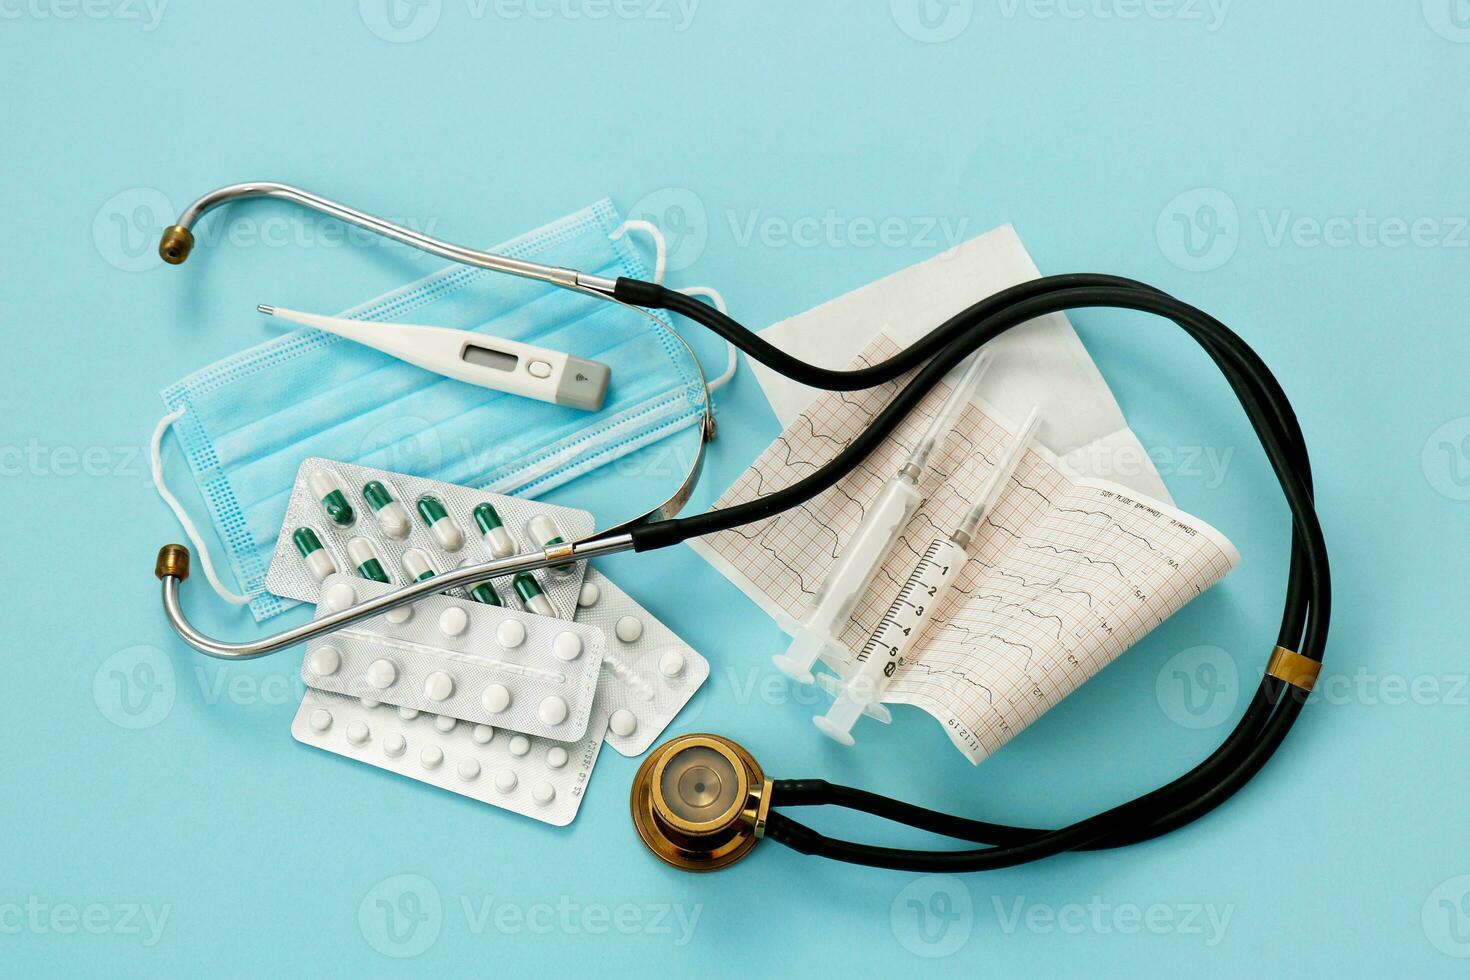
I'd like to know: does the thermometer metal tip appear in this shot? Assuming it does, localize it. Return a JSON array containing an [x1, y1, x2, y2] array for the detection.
[[257, 304, 275, 316]]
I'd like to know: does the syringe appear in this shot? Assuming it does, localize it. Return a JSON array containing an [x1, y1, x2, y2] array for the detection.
[[812, 407, 1042, 745], [771, 349, 996, 684]]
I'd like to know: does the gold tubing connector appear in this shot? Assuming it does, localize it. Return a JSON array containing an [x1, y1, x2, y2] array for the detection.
[[1266, 646, 1320, 692], [545, 542, 577, 565], [158, 225, 194, 264], [155, 544, 191, 581]]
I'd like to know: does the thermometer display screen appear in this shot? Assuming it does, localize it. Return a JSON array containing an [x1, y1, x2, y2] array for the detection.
[[461, 344, 519, 373]]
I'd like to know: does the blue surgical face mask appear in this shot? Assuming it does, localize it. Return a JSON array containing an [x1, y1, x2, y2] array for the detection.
[[156, 200, 708, 621]]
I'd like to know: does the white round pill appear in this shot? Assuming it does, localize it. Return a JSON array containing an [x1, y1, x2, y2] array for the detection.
[[658, 650, 686, 678], [481, 684, 511, 714], [538, 696, 568, 726], [397, 706, 419, 721], [383, 733, 407, 758], [434, 715, 456, 733], [307, 646, 341, 676], [365, 658, 397, 689], [545, 746, 568, 769], [495, 770, 518, 793], [384, 605, 413, 625], [323, 582, 356, 611], [531, 782, 556, 806], [508, 735, 530, 757], [552, 631, 583, 662], [308, 708, 332, 733], [457, 758, 481, 781], [472, 724, 494, 745], [346, 720, 369, 745], [360, 696, 380, 709], [420, 745, 443, 769], [496, 619, 526, 649], [615, 616, 644, 643], [609, 709, 638, 737], [424, 671, 455, 702], [577, 581, 601, 607], [438, 606, 469, 638]]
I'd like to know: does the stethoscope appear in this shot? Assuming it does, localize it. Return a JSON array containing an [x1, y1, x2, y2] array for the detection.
[[153, 182, 1329, 873]]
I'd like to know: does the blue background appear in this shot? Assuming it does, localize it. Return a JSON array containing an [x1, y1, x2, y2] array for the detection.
[[4, 1, 1468, 974]]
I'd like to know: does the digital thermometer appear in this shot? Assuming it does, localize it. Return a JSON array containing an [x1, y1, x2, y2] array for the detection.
[[257, 305, 611, 411]]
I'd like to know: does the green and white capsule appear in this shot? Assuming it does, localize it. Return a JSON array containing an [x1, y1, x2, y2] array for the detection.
[[416, 494, 463, 551], [363, 480, 410, 539], [473, 502, 516, 558], [401, 548, 437, 583], [468, 579, 502, 606], [526, 514, 573, 574], [513, 573, 555, 617], [292, 527, 337, 582], [309, 470, 355, 527], [346, 537, 390, 584]]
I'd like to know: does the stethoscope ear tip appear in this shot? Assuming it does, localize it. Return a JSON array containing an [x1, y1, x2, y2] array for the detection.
[[159, 225, 194, 265], [630, 733, 771, 872], [155, 543, 191, 581]]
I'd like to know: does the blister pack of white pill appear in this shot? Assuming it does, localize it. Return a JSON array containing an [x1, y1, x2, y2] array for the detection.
[[302, 575, 605, 741], [265, 457, 592, 619], [572, 569, 709, 756], [291, 687, 608, 826]]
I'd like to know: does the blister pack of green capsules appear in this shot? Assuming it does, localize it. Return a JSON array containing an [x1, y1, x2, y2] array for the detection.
[[264, 458, 594, 619]]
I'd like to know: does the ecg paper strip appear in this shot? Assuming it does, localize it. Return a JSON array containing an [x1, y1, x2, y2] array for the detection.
[[694, 334, 1240, 763]]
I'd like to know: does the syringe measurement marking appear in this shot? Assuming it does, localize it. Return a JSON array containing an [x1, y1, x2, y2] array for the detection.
[[855, 537, 964, 676]]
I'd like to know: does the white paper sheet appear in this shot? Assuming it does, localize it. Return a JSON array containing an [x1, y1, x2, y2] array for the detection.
[[747, 224, 1174, 504]]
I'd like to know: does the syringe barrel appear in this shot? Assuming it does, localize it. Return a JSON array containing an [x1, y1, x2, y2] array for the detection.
[[802, 473, 923, 634], [845, 535, 968, 706]]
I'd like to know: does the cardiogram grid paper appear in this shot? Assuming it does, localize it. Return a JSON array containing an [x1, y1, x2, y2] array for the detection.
[[696, 334, 1240, 763]]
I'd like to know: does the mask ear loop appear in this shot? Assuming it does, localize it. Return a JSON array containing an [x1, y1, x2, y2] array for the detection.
[[150, 407, 253, 606], [612, 221, 738, 392]]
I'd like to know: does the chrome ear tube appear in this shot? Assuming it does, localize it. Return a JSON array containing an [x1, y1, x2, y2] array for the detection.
[[154, 533, 635, 660], [157, 181, 620, 296]]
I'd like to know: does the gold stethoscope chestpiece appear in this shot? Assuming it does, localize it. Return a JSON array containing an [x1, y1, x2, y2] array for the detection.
[[630, 733, 771, 872]]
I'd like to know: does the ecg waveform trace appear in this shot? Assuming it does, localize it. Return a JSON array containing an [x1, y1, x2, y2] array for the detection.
[[701, 335, 1238, 763]]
